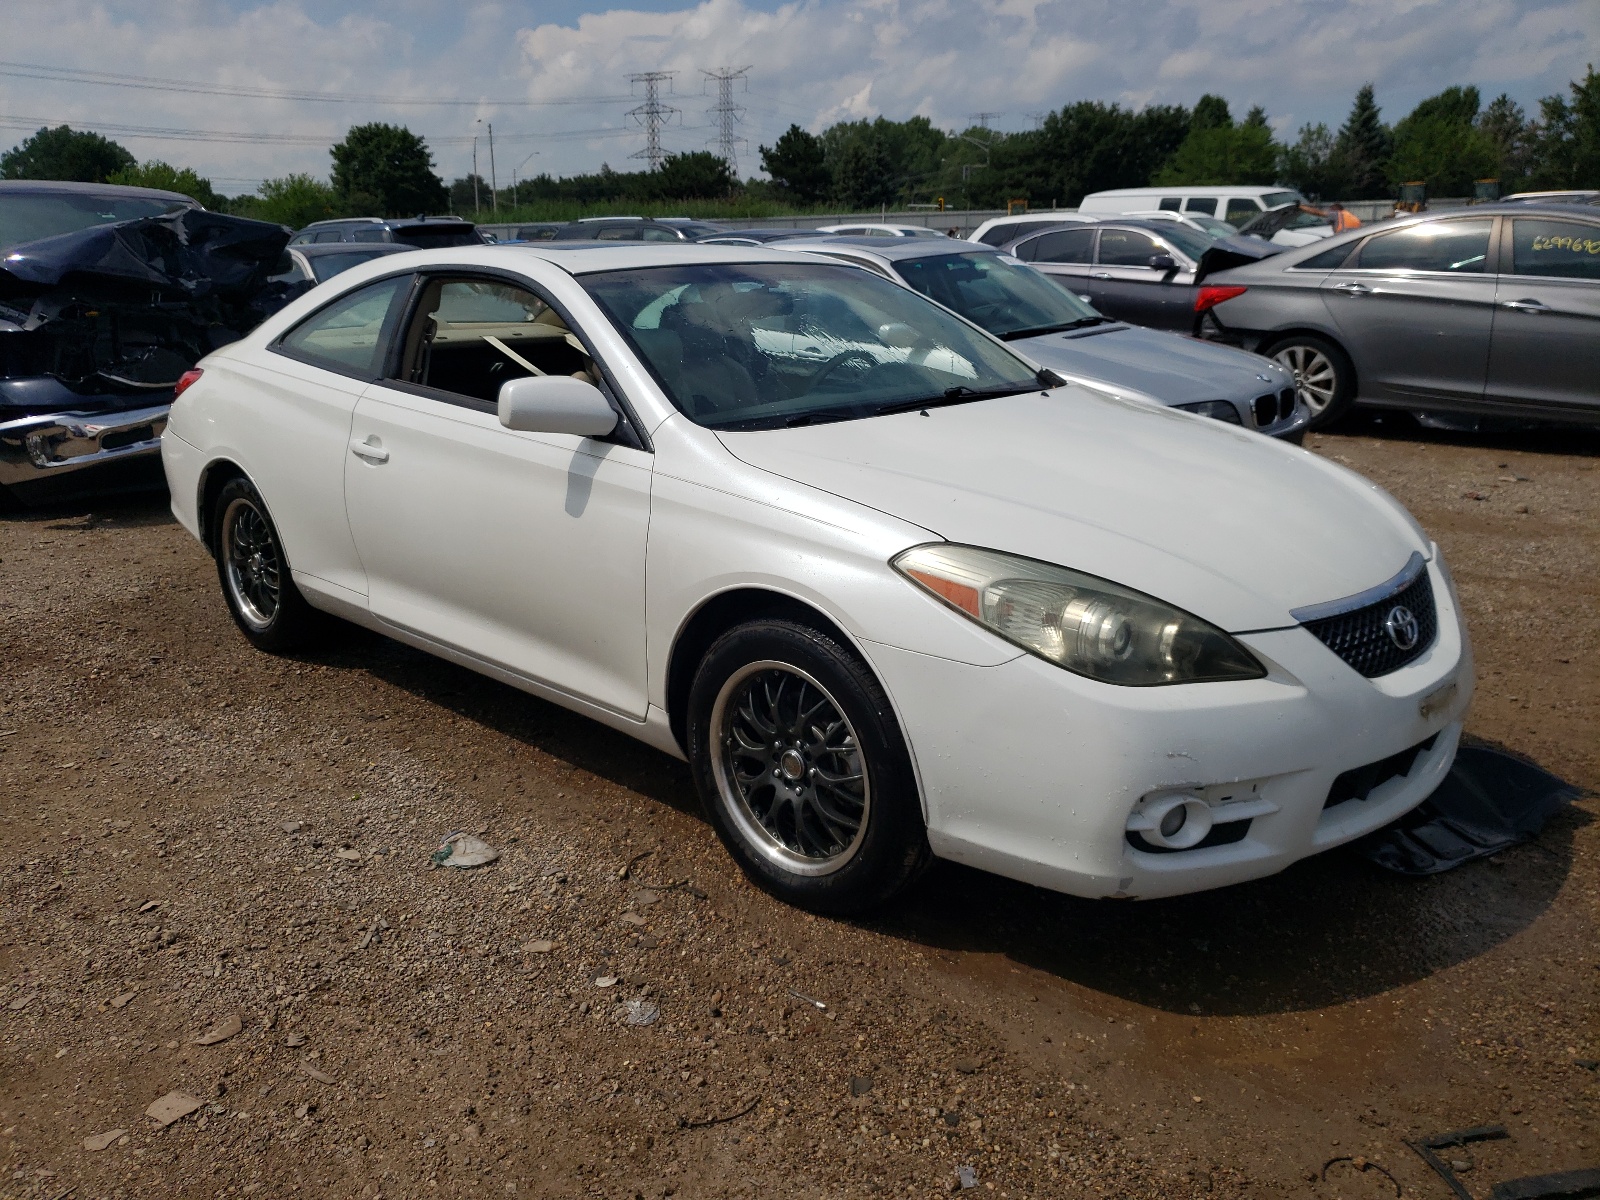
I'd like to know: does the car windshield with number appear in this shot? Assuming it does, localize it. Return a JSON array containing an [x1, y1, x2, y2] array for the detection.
[[581, 262, 1041, 430]]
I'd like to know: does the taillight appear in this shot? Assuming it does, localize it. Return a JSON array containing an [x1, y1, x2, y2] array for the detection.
[[174, 368, 203, 398], [1195, 285, 1247, 313]]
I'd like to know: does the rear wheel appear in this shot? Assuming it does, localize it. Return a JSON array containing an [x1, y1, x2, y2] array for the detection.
[[212, 477, 320, 652], [1267, 334, 1356, 429], [687, 619, 931, 914]]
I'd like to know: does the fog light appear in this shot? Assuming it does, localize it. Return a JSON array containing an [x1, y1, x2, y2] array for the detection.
[[1126, 792, 1214, 850]]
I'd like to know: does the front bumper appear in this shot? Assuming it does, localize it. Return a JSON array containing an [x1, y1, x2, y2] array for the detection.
[[864, 554, 1473, 900], [0, 402, 171, 494]]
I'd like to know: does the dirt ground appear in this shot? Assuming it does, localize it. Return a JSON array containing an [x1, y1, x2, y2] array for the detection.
[[1, 415, 1596, 1200]]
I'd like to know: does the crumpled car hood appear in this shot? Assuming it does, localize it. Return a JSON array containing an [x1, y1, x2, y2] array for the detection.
[[717, 387, 1426, 632], [1018, 323, 1287, 405]]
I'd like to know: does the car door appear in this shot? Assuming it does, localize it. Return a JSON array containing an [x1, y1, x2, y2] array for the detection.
[[343, 271, 652, 719], [1319, 216, 1497, 404], [257, 273, 412, 600], [1012, 227, 1096, 299], [1485, 214, 1600, 416], [1088, 227, 1195, 330]]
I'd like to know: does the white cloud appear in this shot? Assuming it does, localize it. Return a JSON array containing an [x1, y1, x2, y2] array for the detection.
[[0, 0, 1595, 192]]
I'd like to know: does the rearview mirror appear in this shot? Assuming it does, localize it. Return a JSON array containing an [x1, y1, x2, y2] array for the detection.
[[498, 375, 618, 438], [1148, 253, 1178, 272]]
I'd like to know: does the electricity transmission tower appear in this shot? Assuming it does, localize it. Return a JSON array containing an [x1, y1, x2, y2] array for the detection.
[[701, 66, 752, 176], [971, 111, 1003, 129], [627, 71, 679, 171]]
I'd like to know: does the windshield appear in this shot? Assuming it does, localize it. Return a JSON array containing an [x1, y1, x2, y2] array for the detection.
[[1145, 224, 1214, 261], [1262, 190, 1304, 208], [309, 250, 393, 282], [893, 251, 1101, 338], [1187, 215, 1238, 237], [0, 191, 193, 251], [392, 226, 481, 248], [581, 262, 1041, 431]]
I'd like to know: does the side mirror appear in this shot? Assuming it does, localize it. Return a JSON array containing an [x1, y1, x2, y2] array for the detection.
[[1148, 253, 1178, 272], [498, 375, 618, 438]]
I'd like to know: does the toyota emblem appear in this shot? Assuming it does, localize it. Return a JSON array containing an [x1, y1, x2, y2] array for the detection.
[[1384, 605, 1420, 650]]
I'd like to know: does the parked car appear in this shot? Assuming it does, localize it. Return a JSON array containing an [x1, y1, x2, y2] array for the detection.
[[696, 228, 833, 246], [969, 212, 1096, 246], [270, 242, 413, 286], [777, 236, 1303, 436], [550, 216, 725, 241], [1199, 204, 1600, 429], [289, 216, 485, 248], [1235, 203, 1338, 247], [1078, 186, 1306, 226], [2, 186, 289, 507], [510, 222, 565, 241], [161, 241, 1470, 913], [817, 223, 948, 238], [1117, 210, 1242, 239], [1000, 219, 1279, 332], [1504, 190, 1600, 207]]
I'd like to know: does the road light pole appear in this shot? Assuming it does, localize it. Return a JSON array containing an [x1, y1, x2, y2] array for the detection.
[[511, 151, 540, 209], [472, 137, 480, 216], [488, 122, 498, 214]]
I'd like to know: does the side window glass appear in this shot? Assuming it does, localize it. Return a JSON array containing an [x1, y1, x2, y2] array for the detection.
[[1297, 242, 1356, 271], [1357, 219, 1493, 273], [1158, 197, 1182, 211], [400, 278, 600, 406], [349, 228, 386, 243], [267, 251, 309, 286], [1031, 228, 1095, 264], [596, 226, 639, 240], [978, 222, 1020, 246], [1225, 199, 1260, 223], [1096, 229, 1161, 267], [639, 226, 680, 242], [1510, 219, 1600, 280], [1184, 197, 1219, 216], [313, 230, 345, 243], [279, 276, 407, 375]]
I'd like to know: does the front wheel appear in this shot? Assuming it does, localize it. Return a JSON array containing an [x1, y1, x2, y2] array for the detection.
[[1266, 334, 1356, 429], [686, 619, 931, 914], [212, 477, 320, 652]]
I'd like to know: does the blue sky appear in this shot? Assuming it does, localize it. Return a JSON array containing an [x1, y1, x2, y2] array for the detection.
[[3, 0, 1596, 195]]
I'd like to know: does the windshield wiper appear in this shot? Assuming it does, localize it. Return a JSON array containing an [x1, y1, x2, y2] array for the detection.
[[874, 384, 1035, 417], [999, 316, 1112, 341]]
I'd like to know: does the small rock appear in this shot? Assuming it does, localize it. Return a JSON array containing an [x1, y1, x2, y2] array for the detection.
[[850, 1075, 874, 1096], [430, 832, 499, 869], [83, 1128, 128, 1152], [8, 990, 38, 1011], [527, 940, 555, 954], [953, 1058, 980, 1075], [109, 990, 137, 1009], [280, 820, 303, 834], [624, 999, 660, 1026], [146, 1091, 203, 1127], [957, 1164, 978, 1189], [286, 1033, 307, 1048], [138, 900, 162, 913], [632, 890, 660, 906], [619, 912, 647, 927], [193, 1013, 243, 1046], [1514, 504, 1529, 514], [334, 848, 361, 862], [595, 975, 620, 988], [1451, 1158, 1472, 1172], [299, 1062, 336, 1085]]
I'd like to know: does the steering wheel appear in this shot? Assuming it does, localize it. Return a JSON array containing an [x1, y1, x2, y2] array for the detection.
[[809, 349, 880, 391]]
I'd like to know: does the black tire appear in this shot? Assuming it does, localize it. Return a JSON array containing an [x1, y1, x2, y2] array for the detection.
[[211, 477, 320, 652], [686, 619, 932, 915], [1264, 334, 1357, 429]]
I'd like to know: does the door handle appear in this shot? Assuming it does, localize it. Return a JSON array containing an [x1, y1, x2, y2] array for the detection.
[[1332, 281, 1372, 295], [1500, 298, 1549, 313], [350, 437, 389, 464], [1089, 271, 1112, 280]]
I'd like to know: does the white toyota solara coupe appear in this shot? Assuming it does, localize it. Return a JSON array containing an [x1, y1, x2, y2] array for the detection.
[[160, 243, 1473, 913]]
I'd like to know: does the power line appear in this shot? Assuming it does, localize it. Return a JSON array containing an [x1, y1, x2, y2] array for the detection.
[[701, 66, 751, 177], [0, 113, 639, 147], [626, 72, 678, 171], [970, 111, 1003, 129], [0, 60, 632, 108]]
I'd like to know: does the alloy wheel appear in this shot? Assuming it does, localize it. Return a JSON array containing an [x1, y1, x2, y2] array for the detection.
[[1273, 344, 1339, 416], [221, 497, 282, 631], [710, 661, 870, 876]]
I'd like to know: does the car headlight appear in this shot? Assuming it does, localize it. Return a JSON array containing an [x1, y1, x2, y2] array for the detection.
[[892, 544, 1266, 686], [1174, 400, 1242, 424]]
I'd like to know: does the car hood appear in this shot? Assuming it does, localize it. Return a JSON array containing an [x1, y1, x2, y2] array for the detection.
[[717, 388, 1426, 632], [1017, 324, 1287, 405]]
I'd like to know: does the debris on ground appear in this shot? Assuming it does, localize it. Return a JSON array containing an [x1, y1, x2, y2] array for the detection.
[[788, 989, 827, 1011], [191, 1013, 242, 1045], [145, 1091, 203, 1127], [850, 1075, 874, 1096], [82, 1128, 127, 1152], [677, 1096, 758, 1130], [957, 1164, 979, 1189], [298, 1062, 336, 1085], [1322, 1155, 1401, 1196], [1357, 747, 1580, 874], [429, 831, 500, 869], [1408, 1125, 1509, 1198], [526, 940, 555, 954], [1490, 1167, 1600, 1199], [623, 998, 660, 1026], [594, 975, 620, 988]]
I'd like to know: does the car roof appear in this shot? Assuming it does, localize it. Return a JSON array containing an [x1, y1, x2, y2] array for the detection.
[[778, 236, 1002, 264], [292, 242, 413, 258], [1085, 185, 1296, 197], [0, 178, 197, 205], [303, 241, 852, 277]]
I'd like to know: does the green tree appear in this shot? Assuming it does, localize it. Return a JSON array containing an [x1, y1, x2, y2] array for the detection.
[[330, 124, 447, 217], [1156, 99, 1279, 185], [449, 174, 488, 213], [1476, 94, 1535, 190], [830, 135, 895, 209], [1332, 84, 1392, 200], [229, 174, 343, 228], [652, 151, 736, 199], [759, 125, 831, 204], [1279, 123, 1347, 199], [1388, 85, 1498, 196], [0, 124, 135, 182], [106, 160, 224, 208]]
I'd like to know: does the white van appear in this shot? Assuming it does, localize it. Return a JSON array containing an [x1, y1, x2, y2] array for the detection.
[[1078, 186, 1304, 226]]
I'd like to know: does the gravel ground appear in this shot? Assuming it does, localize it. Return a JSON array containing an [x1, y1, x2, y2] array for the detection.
[[1, 418, 1596, 1200]]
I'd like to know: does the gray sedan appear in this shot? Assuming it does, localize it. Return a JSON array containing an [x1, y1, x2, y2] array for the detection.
[[777, 236, 1305, 437], [1200, 203, 1600, 429]]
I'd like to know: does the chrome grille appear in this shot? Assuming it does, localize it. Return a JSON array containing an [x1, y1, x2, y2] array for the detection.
[[1299, 561, 1438, 678]]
